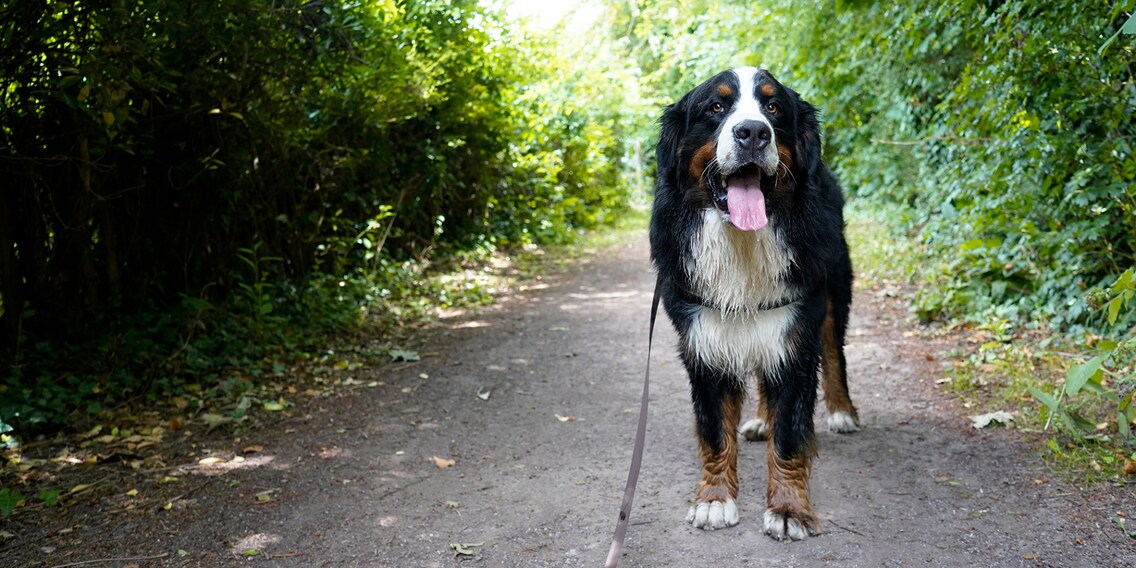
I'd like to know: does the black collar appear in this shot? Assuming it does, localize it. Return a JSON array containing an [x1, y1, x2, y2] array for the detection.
[[674, 280, 809, 313]]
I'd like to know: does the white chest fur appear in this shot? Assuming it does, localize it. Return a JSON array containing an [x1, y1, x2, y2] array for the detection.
[[683, 210, 796, 379]]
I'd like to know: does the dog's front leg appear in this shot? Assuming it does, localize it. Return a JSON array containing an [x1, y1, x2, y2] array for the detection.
[[684, 357, 744, 530], [761, 366, 821, 540]]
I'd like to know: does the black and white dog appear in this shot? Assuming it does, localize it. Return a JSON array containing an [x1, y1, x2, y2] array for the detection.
[[649, 67, 858, 540]]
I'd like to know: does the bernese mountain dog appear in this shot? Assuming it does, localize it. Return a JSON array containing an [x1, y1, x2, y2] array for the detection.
[[649, 67, 858, 541]]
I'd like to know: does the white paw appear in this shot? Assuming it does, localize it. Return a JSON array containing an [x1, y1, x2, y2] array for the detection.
[[827, 411, 860, 433], [739, 418, 769, 441], [686, 499, 739, 530], [763, 510, 813, 541]]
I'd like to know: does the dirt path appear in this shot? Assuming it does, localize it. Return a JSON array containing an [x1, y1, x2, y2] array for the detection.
[[4, 236, 1134, 567]]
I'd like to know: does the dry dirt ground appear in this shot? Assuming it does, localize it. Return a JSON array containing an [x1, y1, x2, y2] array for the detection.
[[3, 236, 1135, 567]]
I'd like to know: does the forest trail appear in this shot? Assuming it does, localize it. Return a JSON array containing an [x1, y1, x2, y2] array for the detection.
[[5, 235, 1134, 568]]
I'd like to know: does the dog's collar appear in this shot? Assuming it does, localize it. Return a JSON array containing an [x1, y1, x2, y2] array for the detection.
[[675, 281, 808, 313]]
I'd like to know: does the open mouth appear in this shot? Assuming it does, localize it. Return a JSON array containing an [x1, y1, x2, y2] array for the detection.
[[712, 163, 771, 231]]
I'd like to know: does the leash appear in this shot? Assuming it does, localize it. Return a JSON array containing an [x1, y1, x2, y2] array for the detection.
[[604, 273, 661, 568]]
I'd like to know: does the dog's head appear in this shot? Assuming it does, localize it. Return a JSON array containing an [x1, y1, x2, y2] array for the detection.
[[656, 67, 821, 231]]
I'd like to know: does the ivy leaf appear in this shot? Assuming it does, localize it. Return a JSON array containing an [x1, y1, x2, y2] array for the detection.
[[0, 488, 24, 517]]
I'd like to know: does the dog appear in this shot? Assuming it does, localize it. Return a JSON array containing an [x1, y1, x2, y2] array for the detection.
[[649, 67, 858, 541]]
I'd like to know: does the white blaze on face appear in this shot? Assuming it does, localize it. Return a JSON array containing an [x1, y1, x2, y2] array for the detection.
[[715, 66, 779, 176]]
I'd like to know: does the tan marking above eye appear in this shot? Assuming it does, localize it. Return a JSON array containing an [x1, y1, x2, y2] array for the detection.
[[717, 84, 733, 97], [761, 84, 776, 97]]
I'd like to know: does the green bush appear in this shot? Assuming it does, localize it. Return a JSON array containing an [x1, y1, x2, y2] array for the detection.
[[0, 1, 638, 432]]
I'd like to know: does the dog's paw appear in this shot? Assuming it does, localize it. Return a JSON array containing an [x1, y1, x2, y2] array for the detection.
[[739, 418, 769, 441], [763, 509, 819, 541], [686, 499, 739, 530], [827, 411, 860, 433]]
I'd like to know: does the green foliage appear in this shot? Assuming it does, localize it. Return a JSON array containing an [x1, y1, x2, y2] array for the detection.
[[0, 1, 640, 433], [1031, 268, 1136, 441], [0, 487, 22, 517], [767, 0, 1135, 326], [38, 489, 61, 507]]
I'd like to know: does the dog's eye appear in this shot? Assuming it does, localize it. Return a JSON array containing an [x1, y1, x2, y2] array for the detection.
[[710, 102, 724, 114], [766, 102, 781, 116]]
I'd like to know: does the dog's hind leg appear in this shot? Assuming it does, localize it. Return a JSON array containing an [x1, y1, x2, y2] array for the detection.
[[684, 358, 744, 530], [738, 379, 770, 441], [821, 288, 859, 433], [762, 364, 821, 540]]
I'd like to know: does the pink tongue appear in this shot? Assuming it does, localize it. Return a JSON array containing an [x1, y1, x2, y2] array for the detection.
[[726, 176, 767, 231]]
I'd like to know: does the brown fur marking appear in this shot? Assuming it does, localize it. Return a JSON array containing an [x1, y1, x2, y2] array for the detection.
[[776, 142, 793, 180], [695, 390, 743, 503], [820, 297, 857, 418], [689, 141, 717, 188], [761, 83, 776, 97], [765, 442, 820, 534], [717, 84, 733, 97]]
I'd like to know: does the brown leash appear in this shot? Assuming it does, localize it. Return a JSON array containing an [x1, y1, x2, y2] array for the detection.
[[604, 274, 662, 568]]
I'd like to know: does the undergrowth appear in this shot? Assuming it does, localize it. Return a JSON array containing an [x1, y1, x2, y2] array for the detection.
[[847, 202, 1136, 482]]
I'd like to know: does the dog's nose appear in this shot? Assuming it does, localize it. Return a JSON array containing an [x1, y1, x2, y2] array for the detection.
[[733, 120, 771, 151]]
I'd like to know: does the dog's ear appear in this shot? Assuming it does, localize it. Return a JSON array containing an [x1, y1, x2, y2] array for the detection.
[[794, 94, 822, 178], [655, 95, 690, 175]]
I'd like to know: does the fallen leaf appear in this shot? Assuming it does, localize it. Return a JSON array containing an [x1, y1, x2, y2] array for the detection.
[[263, 401, 285, 411], [432, 456, 456, 469], [198, 456, 226, 465], [255, 490, 275, 503], [419, 373, 429, 379], [366, 381, 379, 388], [200, 413, 232, 430], [450, 542, 484, 557], [68, 484, 92, 495], [389, 349, 420, 362], [444, 500, 460, 509], [242, 548, 262, 557], [970, 411, 1014, 429], [243, 445, 264, 454], [477, 388, 491, 401], [1124, 459, 1136, 476], [555, 414, 576, 423]]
